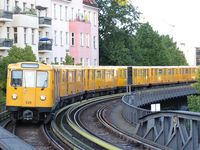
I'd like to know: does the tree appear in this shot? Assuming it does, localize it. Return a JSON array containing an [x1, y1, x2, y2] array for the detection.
[[133, 23, 188, 66], [97, 0, 141, 65], [65, 54, 74, 65], [188, 69, 200, 112], [0, 46, 36, 99]]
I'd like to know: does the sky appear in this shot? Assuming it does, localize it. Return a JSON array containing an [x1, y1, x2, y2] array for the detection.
[[131, 0, 200, 47]]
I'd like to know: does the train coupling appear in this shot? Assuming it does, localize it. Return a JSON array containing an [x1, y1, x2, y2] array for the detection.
[[23, 110, 33, 120]]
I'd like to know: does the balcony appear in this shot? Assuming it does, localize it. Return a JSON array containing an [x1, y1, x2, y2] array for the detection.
[[0, 38, 13, 50], [39, 17, 52, 28], [0, 9, 13, 22], [38, 39, 52, 53]]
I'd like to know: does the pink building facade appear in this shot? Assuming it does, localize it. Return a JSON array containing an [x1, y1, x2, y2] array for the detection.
[[69, 20, 91, 65], [68, 0, 99, 66]]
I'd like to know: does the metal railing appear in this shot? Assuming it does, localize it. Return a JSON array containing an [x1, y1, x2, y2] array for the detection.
[[39, 17, 52, 25], [0, 9, 13, 19], [122, 85, 200, 149], [0, 38, 13, 48], [38, 42, 52, 51]]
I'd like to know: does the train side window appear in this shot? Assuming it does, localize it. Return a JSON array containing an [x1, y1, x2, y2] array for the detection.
[[77, 71, 80, 81], [66, 71, 68, 81], [185, 69, 188, 74], [124, 69, 127, 78], [96, 70, 101, 79], [134, 69, 137, 77], [119, 70, 122, 78], [168, 69, 171, 75], [155, 69, 158, 76], [68, 71, 73, 82], [111, 70, 114, 79], [163, 69, 166, 75], [36, 71, 48, 88], [159, 69, 162, 75], [62, 71, 65, 82], [142, 69, 146, 77], [102, 70, 105, 79], [11, 70, 22, 87], [172, 69, 174, 75], [74, 71, 76, 82], [92, 70, 95, 80]]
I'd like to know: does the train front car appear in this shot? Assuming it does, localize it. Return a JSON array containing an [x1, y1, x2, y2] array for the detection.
[[6, 62, 54, 121]]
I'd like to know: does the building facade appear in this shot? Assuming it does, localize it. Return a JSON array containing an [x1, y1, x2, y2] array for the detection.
[[0, 0, 99, 66]]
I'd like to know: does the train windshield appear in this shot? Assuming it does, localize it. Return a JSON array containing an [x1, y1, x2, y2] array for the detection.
[[11, 70, 22, 87], [11, 70, 48, 88]]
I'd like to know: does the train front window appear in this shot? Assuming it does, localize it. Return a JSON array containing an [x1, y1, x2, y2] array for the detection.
[[23, 70, 36, 88], [37, 71, 48, 88], [11, 70, 22, 87]]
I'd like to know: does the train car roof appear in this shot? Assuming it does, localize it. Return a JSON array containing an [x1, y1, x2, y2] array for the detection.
[[8, 62, 53, 70]]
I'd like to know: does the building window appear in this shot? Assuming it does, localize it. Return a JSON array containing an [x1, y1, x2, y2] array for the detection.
[[66, 32, 68, 45], [46, 32, 49, 38], [14, 28, 17, 43], [60, 31, 63, 46], [94, 13, 97, 26], [93, 36, 96, 49], [87, 58, 90, 66], [71, 8, 74, 20], [65, 6, 68, 21], [54, 57, 57, 64], [60, 5, 62, 20], [15, 1, 18, 7], [24, 28, 27, 44], [46, 57, 49, 64], [60, 57, 63, 64], [7, 27, 10, 39], [45, 9, 48, 17], [88, 11, 91, 22], [86, 34, 90, 47], [39, 57, 42, 62], [80, 33, 84, 46], [94, 59, 97, 66], [23, 2, 26, 12], [80, 58, 84, 65], [32, 29, 35, 44], [6, 0, 9, 11], [71, 33, 74, 46], [31, 4, 34, 9], [39, 31, 42, 39], [54, 31, 57, 45], [54, 4, 56, 19]]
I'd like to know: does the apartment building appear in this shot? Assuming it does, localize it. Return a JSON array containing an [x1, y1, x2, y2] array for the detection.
[[0, 0, 99, 66]]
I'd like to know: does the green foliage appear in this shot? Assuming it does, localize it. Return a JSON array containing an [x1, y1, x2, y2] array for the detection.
[[97, 0, 187, 66], [187, 69, 200, 112], [188, 95, 200, 112], [133, 23, 188, 66], [65, 54, 74, 65], [0, 46, 36, 97], [97, 0, 140, 65]]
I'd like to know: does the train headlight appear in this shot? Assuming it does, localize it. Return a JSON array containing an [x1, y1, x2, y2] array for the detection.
[[12, 94, 17, 100], [40, 95, 46, 101]]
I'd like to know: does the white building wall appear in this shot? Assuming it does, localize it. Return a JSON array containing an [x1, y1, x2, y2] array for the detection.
[[178, 43, 196, 66], [0, 0, 99, 65]]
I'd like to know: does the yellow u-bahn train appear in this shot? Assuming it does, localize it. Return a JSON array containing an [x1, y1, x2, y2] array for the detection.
[[6, 62, 197, 121]]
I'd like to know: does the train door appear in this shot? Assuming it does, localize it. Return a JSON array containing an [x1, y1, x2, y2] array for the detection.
[[95, 70, 102, 89], [88, 69, 95, 91], [21, 70, 36, 107], [102, 69, 105, 88], [35, 70, 52, 107]]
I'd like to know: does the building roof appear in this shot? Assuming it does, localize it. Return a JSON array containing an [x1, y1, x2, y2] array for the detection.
[[83, 0, 97, 7]]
